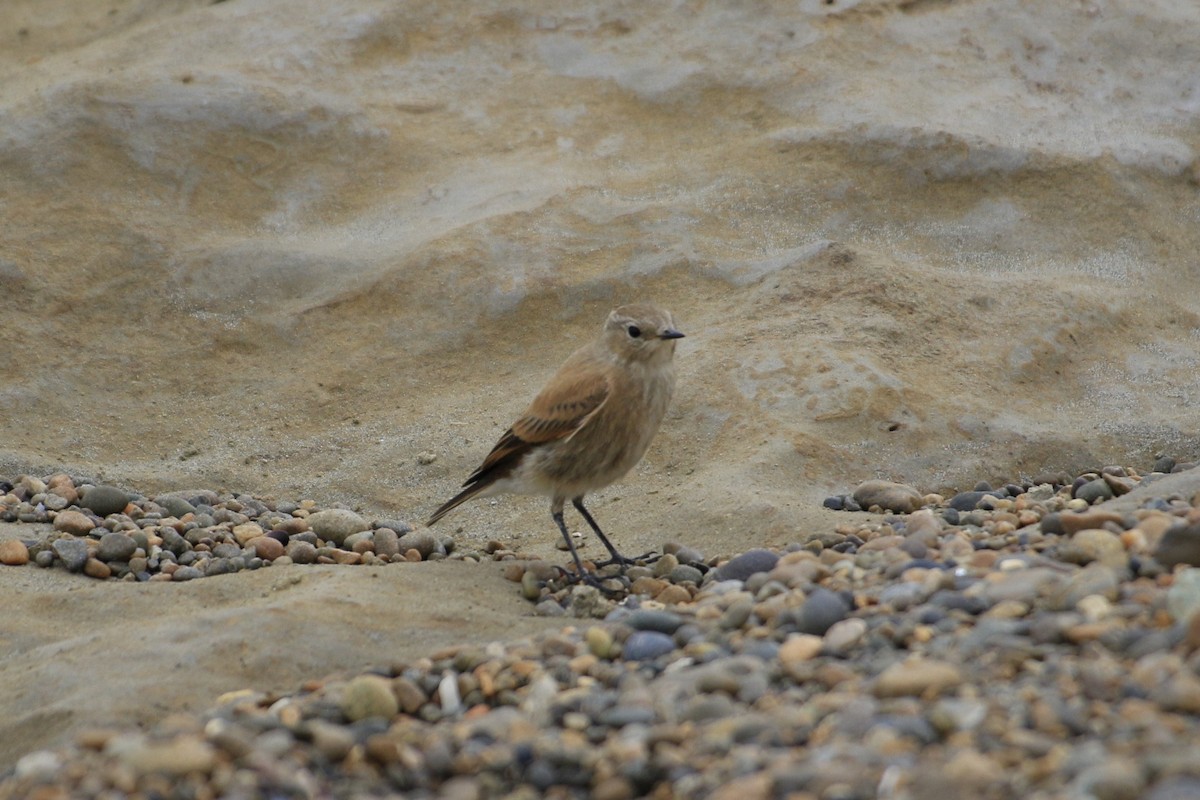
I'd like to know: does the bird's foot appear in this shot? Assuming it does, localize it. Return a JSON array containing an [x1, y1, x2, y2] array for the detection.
[[594, 550, 660, 569], [553, 566, 630, 596]]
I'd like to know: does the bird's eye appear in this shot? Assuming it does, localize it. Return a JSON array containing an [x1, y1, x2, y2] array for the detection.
[[627, 325, 642, 339]]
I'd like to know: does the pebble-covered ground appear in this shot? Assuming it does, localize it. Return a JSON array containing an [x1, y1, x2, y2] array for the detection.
[[5, 460, 1200, 799]]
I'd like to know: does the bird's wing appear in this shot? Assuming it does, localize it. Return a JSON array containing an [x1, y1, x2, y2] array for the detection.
[[463, 369, 611, 486]]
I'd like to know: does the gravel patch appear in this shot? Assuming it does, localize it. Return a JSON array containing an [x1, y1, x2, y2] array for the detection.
[[4, 460, 1200, 797]]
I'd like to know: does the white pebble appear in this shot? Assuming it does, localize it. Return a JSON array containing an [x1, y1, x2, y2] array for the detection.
[[438, 671, 462, 715], [14, 750, 60, 781]]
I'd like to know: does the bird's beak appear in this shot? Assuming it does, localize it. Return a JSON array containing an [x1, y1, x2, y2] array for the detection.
[[659, 329, 685, 340]]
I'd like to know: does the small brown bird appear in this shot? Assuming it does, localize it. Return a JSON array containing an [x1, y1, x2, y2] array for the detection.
[[427, 303, 684, 581]]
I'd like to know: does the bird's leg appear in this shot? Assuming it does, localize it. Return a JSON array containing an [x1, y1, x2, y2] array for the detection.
[[551, 503, 626, 595], [572, 497, 659, 568]]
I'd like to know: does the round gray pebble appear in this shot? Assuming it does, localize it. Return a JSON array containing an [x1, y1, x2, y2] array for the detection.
[[622, 630, 676, 661], [97, 531, 138, 562], [52, 538, 89, 572], [80, 485, 131, 517], [623, 609, 684, 634], [714, 549, 779, 582], [794, 588, 850, 635]]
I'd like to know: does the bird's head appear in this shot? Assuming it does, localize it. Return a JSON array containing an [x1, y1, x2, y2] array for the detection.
[[603, 303, 685, 363]]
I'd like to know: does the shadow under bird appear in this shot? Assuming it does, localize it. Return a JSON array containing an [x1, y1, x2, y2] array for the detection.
[[427, 303, 684, 584]]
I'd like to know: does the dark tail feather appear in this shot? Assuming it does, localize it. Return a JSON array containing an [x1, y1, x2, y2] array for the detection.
[[426, 482, 488, 526]]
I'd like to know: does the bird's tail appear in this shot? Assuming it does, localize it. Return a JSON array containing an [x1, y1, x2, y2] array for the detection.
[[426, 483, 488, 526]]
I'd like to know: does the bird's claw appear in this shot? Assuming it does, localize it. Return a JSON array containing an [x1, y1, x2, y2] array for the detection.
[[594, 550, 660, 569], [553, 566, 630, 596]]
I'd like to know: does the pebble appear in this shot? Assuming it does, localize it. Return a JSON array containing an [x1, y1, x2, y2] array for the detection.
[[1050, 563, 1119, 610], [52, 510, 96, 536], [171, 566, 203, 581], [1154, 523, 1200, 568], [823, 617, 868, 655], [252, 536, 285, 561], [947, 490, 999, 512], [285, 540, 318, 564], [714, 549, 779, 581], [114, 734, 216, 776], [373, 527, 400, 558], [853, 479, 924, 513], [305, 509, 369, 545], [340, 675, 399, 722], [80, 485, 130, 517], [51, 537, 90, 572], [622, 630, 676, 661], [232, 522, 265, 546], [0, 539, 29, 565], [792, 587, 850, 635], [96, 532, 138, 562], [1062, 528, 1128, 569], [155, 495, 197, 518], [397, 529, 438, 559], [1166, 569, 1200, 622], [1075, 478, 1115, 505], [623, 609, 684, 634], [873, 658, 964, 697], [778, 634, 823, 671]]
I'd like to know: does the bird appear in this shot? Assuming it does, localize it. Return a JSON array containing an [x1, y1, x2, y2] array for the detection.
[[427, 303, 684, 583]]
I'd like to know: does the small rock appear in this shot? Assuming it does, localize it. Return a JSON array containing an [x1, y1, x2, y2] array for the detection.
[[586, 626, 616, 660], [1167, 569, 1200, 623], [285, 540, 318, 564], [45, 474, 78, 504], [873, 658, 963, 697], [1049, 563, 1119, 610], [667, 564, 704, 585], [307, 509, 369, 546], [1101, 472, 1137, 496], [52, 537, 90, 572], [391, 677, 427, 714], [622, 630, 676, 661], [794, 588, 850, 635], [397, 530, 438, 559], [655, 584, 692, 604], [53, 510, 96, 536], [80, 485, 130, 517], [1146, 777, 1200, 800], [1074, 479, 1114, 505], [155, 495, 197, 518], [715, 549, 780, 582], [232, 523, 265, 546], [161, 528, 190, 556], [171, 566, 203, 581], [947, 490, 998, 512], [823, 617, 868, 655], [341, 675, 399, 722], [307, 720, 355, 761], [853, 479, 923, 513], [116, 735, 216, 776], [84, 558, 112, 579], [97, 532, 138, 562], [1060, 529, 1127, 569], [778, 634, 823, 674], [1057, 508, 1126, 535], [342, 531, 374, 551], [373, 528, 400, 558], [623, 609, 683, 634], [253, 536, 285, 561], [0, 539, 29, 566], [1155, 523, 1200, 569]]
